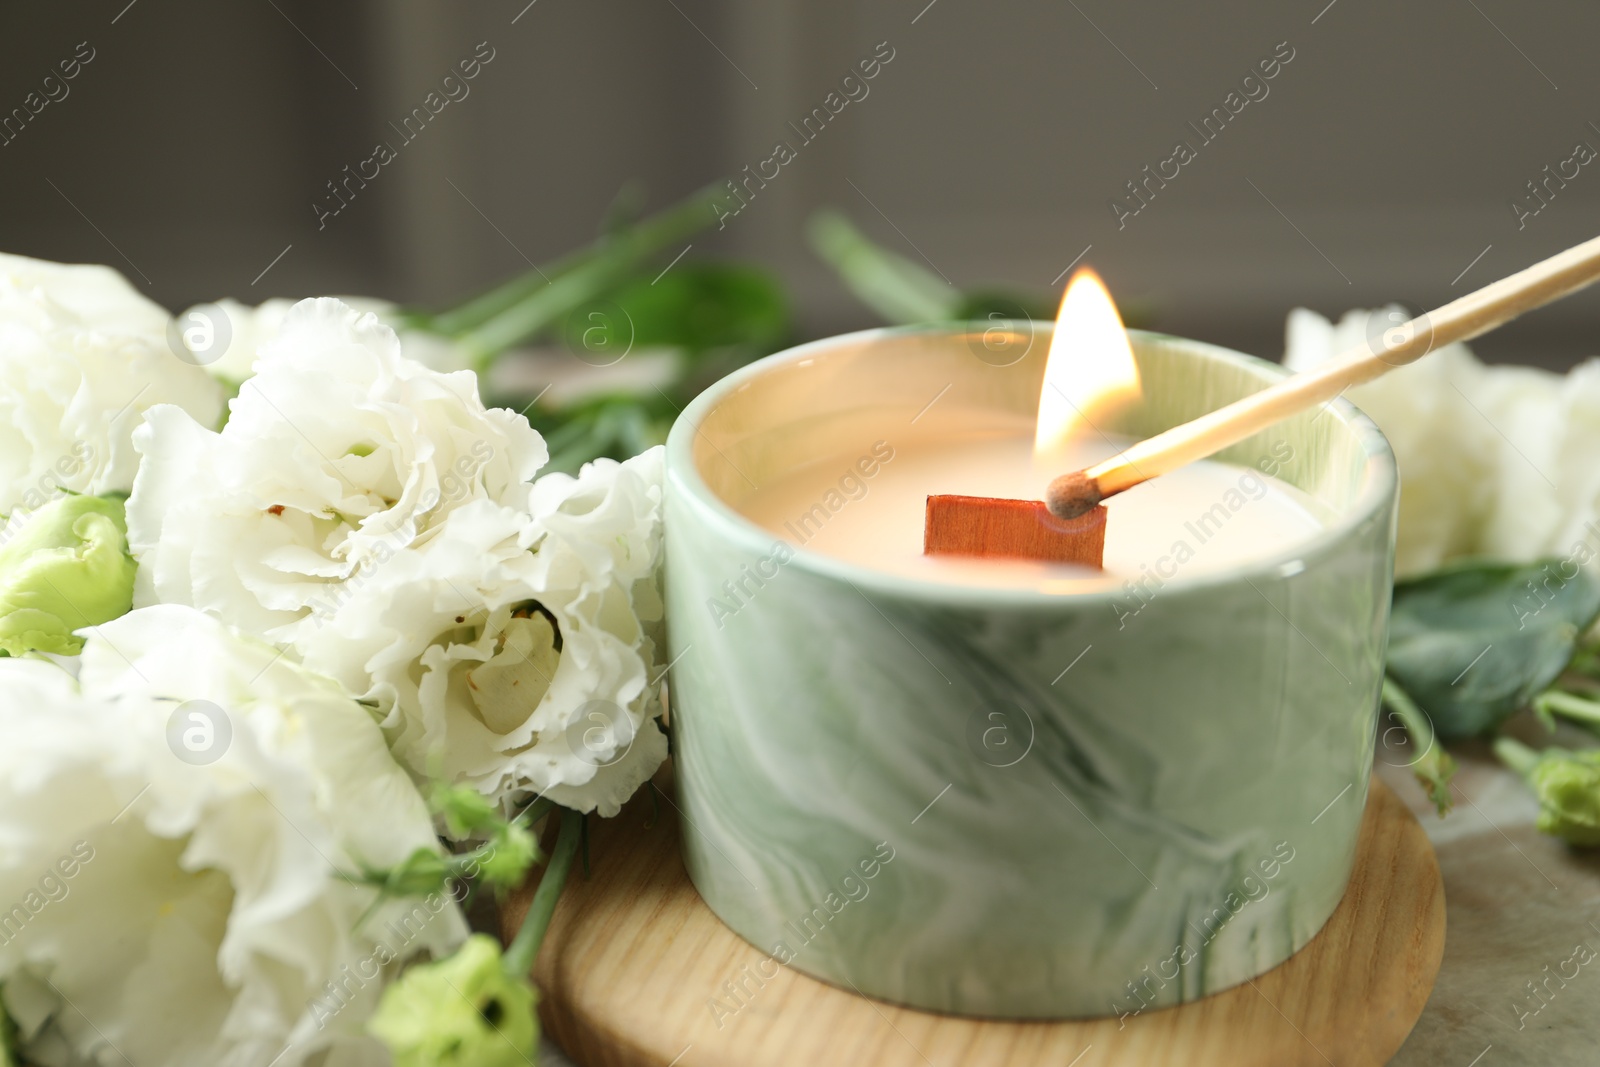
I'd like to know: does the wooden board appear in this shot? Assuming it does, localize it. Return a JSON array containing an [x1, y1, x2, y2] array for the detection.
[[504, 776, 1444, 1067]]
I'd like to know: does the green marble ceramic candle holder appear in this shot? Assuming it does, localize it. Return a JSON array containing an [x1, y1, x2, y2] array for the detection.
[[662, 324, 1397, 1019]]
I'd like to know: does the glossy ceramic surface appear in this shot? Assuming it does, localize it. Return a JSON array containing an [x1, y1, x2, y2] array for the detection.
[[663, 325, 1398, 1018]]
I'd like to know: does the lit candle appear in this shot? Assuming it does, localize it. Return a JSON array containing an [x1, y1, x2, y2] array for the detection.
[[662, 274, 1397, 1019], [737, 270, 1326, 591]]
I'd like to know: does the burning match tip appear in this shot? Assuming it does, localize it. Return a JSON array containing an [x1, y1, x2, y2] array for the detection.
[[1045, 471, 1103, 520]]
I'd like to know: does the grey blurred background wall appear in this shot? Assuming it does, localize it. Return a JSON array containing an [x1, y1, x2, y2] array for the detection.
[[5, 0, 1600, 366]]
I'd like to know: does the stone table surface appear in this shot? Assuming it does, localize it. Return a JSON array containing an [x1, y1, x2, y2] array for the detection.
[[537, 739, 1598, 1067], [1378, 735, 1600, 1067]]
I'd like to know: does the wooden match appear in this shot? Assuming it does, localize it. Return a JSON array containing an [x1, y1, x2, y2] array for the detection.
[[924, 495, 1107, 566], [1047, 231, 1600, 519]]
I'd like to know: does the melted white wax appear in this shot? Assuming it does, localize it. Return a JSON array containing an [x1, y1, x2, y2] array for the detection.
[[740, 434, 1327, 592]]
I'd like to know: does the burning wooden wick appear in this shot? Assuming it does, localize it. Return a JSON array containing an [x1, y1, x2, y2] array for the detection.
[[924, 495, 1107, 566]]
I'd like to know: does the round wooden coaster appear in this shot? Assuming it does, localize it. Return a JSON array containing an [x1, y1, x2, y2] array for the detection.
[[504, 776, 1444, 1067]]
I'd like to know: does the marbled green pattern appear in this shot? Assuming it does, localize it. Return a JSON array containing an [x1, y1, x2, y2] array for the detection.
[[664, 326, 1397, 1018]]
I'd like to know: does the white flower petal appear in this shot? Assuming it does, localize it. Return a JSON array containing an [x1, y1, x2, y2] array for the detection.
[[127, 298, 550, 643], [3, 607, 467, 1067], [0, 254, 224, 517], [299, 451, 669, 816]]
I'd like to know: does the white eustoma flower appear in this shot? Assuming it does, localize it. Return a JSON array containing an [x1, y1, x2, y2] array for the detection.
[[0, 253, 225, 516], [1284, 306, 1498, 576], [299, 448, 669, 817], [126, 297, 548, 639], [1469, 362, 1565, 560], [1466, 357, 1600, 562], [1543, 360, 1600, 555], [0, 605, 466, 1067], [1286, 305, 1600, 572], [179, 296, 470, 384]]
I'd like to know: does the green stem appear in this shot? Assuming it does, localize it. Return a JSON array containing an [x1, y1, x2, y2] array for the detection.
[[1492, 735, 1542, 779], [0, 996, 18, 1067], [502, 807, 582, 979], [1381, 677, 1458, 816], [439, 183, 725, 360], [805, 209, 958, 325], [459, 254, 651, 367], [1536, 689, 1600, 729], [516, 796, 556, 832], [1568, 641, 1600, 679]]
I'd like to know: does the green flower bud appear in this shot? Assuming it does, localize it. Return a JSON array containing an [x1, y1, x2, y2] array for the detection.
[[1498, 737, 1600, 847], [1529, 747, 1600, 847], [379, 846, 455, 898], [429, 782, 500, 840], [368, 935, 538, 1067], [0, 495, 135, 656], [478, 823, 539, 893]]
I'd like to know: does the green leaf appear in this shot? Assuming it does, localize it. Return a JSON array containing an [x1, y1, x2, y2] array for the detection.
[[600, 180, 648, 237], [1386, 559, 1600, 740], [569, 262, 789, 357], [808, 209, 1158, 332], [806, 209, 959, 324], [424, 181, 728, 353], [526, 396, 677, 474], [0, 994, 18, 1067], [952, 289, 1057, 324]]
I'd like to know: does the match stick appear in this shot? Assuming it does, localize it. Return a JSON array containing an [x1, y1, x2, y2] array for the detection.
[[1046, 232, 1600, 519], [925, 495, 1106, 566]]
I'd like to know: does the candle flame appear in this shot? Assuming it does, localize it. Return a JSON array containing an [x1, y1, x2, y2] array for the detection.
[[1034, 268, 1142, 458]]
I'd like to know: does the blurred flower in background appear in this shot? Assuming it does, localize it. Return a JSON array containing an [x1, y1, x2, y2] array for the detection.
[[0, 254, 223, 517], [1286, 305, 1600, 576]]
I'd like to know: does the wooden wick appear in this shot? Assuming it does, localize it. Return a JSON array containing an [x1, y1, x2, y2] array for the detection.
[[1047, 231, 1600, 519], [924, 495, 1106, 566]]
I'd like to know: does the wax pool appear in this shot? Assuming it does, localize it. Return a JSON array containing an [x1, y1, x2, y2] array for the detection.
[[739, 433, 1328, 591]]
